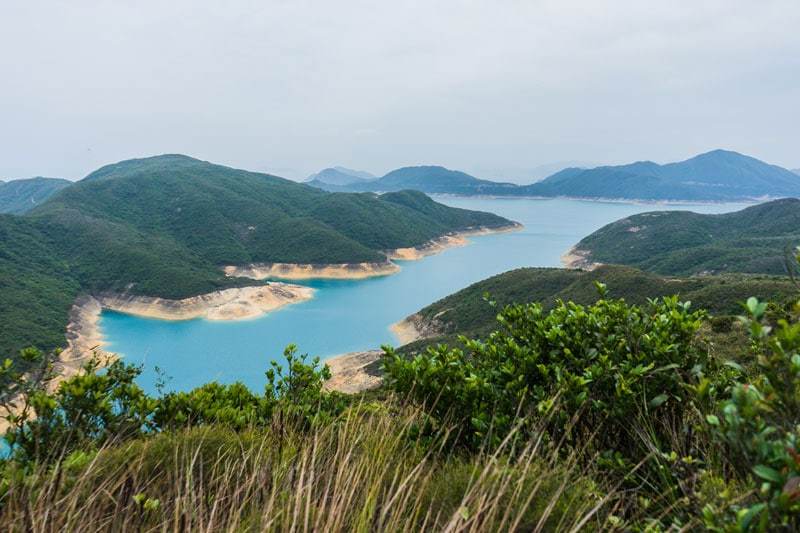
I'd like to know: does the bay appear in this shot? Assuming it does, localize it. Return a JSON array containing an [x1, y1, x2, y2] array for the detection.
[[101, 197, 750, 394]]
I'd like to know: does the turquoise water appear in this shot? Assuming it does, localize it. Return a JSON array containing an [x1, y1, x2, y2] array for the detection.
[[101, 197, 750, 394]]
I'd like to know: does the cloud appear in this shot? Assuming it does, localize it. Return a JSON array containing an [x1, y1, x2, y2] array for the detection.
[[1, 0, 798, 180]]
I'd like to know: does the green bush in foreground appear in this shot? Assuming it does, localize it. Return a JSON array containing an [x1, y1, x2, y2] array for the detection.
[[384, 285, 800, 531], [701, 298, 800, 531], [4, 283, 800, 529], [384, 285, 714, 457], [1, 345, 346, 464]]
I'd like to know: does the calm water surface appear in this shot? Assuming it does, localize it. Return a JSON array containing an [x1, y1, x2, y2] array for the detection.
[[101, 197, 750, 394]]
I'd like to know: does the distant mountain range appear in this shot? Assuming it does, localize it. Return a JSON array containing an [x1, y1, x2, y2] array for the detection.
[[309, 165, 519, 195], [571, 198, 800, 276], [528, 150, 800, 201], [0, 176, 71, 214], [0, 154, 514, 357], [308, 150, 800, 202], [306, 166, 376, 186], [793, 168, 800, 176]]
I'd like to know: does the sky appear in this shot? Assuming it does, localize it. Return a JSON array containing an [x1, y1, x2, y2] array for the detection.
[[1, 0, 798, 183]]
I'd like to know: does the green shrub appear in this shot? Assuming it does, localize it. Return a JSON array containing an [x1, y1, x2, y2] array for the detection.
[[383, 283, 711, 462], [703, 297, 800, 531], [3, 345, 345, 464]]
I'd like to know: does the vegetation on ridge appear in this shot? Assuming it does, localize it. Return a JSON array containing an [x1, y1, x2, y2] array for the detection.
[[573, 198, 800, 276], [397, 264, 797, 353], [0, 155, 515, 357]]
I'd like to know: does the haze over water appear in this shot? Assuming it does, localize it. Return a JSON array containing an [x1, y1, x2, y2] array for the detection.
[[101, 197, 750, 394]]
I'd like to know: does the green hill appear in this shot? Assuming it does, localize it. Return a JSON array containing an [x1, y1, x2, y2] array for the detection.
[[397, 264, 796, 352], [571, 199, 800, 276], [308, 151, 800, 202], [523, 150, 800, 201], [311, 165, 519, 195], [1, 155, 515, 357], [0, 177, 71, 214], [305, 166, 376, 186]]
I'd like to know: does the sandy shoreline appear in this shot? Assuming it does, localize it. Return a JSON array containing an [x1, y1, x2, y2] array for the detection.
[[224, 262, 400, 280], [323, 350, 384, 394], [389, 317, 425, 345], [2, 225, 520, 430], [560, 246, 600, 270], [226, 224, 523, 280], [57, 283, 314, 390], [389, 310, 449, 346]]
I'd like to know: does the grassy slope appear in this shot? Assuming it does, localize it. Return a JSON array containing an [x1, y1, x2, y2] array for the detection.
[[573, 198, 800, 275], [1, 155, 514, 358], [399, 265, 796, 352]]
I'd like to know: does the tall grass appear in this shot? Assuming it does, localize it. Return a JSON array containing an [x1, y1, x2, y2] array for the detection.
[[0, 399, 618, 532]]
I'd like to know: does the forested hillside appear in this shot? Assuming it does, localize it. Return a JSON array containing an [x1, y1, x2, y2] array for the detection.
[[571, 198, 800, 275], [1, 155, 515, 357], [396, 264, 796, 352]]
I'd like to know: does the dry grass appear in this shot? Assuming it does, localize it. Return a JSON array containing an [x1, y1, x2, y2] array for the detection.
[[0, 400, 618, 532]]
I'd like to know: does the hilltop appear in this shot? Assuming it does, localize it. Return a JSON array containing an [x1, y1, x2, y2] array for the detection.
[[569, 198, 800, 276], [305, 166, 376, 186], [1, 155, 515, 357], [522, 150, 800, 201], [310, 165, 519, 195], [0, 176, 71, 214]]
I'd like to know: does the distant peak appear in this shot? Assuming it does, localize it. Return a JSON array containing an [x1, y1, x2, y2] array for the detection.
[[689, 149, 748, 160], [81, 154, 208, 182]]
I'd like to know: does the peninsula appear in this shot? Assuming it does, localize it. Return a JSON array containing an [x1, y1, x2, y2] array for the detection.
[[0, 155, 518, 362]]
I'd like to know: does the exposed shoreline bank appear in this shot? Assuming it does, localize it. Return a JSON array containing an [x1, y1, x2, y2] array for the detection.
[[560, 246, 600, 270], [323, 350, 384, 394], [389, 315, 426, 345], [389, 311, 447, 346], [226, 224, 523, 281], [57, 283, 314, 388], [224, 261, 401, 280]]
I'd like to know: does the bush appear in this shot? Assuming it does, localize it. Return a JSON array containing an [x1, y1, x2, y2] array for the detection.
[[3, 345, 345, 464], [383, 283, 712, 462], [703, 297, 800, 531]]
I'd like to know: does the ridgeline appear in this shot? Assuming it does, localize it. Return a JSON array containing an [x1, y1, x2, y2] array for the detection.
[[570, 199, 800, 276], [1, 155, 516, 357]]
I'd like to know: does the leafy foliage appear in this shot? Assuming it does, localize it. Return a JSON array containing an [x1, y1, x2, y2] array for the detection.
[[1, 345, 345, 463], [385, 285, 711, 458], [399, 265, 796, 353], [702, 296, 800, 531]]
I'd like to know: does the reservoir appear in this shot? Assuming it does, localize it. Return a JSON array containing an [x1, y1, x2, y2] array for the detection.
[[101, 197, 750, 394]]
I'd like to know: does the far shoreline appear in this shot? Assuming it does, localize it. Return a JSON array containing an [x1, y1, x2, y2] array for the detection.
[[225, 223, 523, 281], [56, 283, 315, 383], [428, 192, 764, 207]]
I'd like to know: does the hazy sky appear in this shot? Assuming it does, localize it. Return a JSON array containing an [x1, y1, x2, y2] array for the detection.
[[1, 0, 798, 183]]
